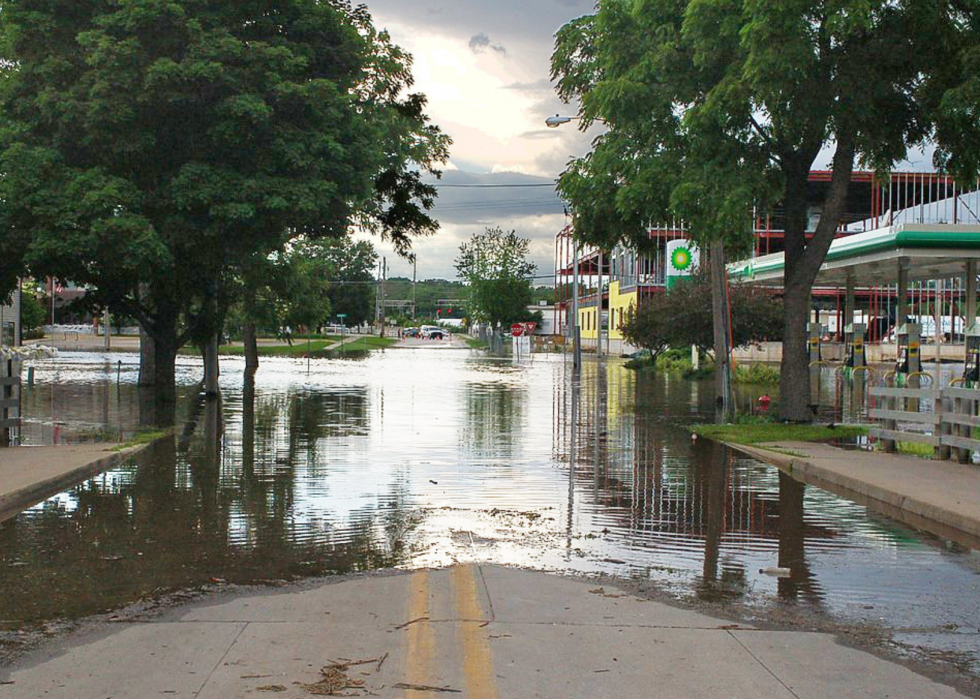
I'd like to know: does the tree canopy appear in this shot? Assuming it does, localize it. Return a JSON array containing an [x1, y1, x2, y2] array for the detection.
[[552, 0, 980, 420], [455, 227, 537, 328], [0, 0, 449, 393]]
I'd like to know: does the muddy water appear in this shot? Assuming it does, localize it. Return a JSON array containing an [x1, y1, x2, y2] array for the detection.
[[2, 350, 979, 676]]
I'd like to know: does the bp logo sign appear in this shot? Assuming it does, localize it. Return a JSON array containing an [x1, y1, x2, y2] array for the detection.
[[671, 246, 694, 272], [665, 239, 700, 288]]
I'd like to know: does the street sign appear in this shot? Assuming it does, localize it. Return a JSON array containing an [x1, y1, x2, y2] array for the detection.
[[511, 323, 524, 337], [523, 322, 538, 335]]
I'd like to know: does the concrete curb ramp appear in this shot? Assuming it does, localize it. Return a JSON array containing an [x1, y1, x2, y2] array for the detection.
[[0, 565, 967, 698], [729, 441, 980, 548], [0, 443, 149, 524]]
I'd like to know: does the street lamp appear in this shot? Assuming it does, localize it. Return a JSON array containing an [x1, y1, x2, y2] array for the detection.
[[546, 114, 581, 128]]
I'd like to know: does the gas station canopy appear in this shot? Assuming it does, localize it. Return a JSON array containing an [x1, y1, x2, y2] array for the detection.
[[728, 224, 980, 286]]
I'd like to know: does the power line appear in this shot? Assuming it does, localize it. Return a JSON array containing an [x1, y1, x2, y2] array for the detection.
[[433, 183, 557, 189]]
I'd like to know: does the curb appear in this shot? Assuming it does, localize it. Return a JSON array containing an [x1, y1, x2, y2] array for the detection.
[[725, 441, 980, 549], [0, 443, 152, 524]]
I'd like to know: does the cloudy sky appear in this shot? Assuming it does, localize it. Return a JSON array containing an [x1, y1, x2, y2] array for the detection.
[[357, 1, 938, 284], [358, 0, 599, 283]]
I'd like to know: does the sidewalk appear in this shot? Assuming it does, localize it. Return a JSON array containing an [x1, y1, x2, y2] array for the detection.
[[731, 441, 980, 547], [0, 443, 146, 523], [0, 564, 966, 698]]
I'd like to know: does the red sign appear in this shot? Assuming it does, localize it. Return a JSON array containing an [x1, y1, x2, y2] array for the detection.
[[523, 322, 538, 335], [511, 323, 525, 337]]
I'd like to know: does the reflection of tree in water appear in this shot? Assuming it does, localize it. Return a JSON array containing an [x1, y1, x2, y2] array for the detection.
[[564, 363, 828, 606], [461, 381, 527, 461], [0, 379, 415, 628]]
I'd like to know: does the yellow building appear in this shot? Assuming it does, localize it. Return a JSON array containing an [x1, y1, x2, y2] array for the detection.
[[577, 281, 638, 342]]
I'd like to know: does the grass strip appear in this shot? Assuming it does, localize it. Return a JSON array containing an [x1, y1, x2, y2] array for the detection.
[[692, 422, 867, 447], [109, 429, 172, 452]]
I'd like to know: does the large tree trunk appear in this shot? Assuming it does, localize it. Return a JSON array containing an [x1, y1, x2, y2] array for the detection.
[[243, 322, 259, 370], [709, 239, 732, 422], [778, 137, 856, 422], [139, 325, 156, 387], [151, 308, 179, 405]]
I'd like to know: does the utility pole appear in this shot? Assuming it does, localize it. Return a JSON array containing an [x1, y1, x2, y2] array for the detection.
[[596, 250, 604, 359], [709, 239, 732, 421], [104, 307, 110, 351], [380, 257, 387, 338], [572, 243, 582, 370], [412, 256, 418, 320]]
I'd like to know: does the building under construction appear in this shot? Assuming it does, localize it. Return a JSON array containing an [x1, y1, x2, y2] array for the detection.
[[555, 170, 980, 358]]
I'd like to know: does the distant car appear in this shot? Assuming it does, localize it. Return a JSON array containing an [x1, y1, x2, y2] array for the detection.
[[428, 329, 445, 340], [404, 327, 420, 338], [420, 325, 442, 339]]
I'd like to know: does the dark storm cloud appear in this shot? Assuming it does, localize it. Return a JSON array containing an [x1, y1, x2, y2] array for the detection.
[[469, 32, 507, 55]]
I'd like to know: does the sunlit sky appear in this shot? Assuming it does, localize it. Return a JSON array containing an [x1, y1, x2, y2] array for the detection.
[[358, 0, 598, 284]]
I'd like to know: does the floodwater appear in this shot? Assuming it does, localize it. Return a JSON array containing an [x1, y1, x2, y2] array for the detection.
[[3, 350, 980, 678]]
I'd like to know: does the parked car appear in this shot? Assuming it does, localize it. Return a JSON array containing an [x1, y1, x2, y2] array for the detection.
[[404, 327, 421, 338]]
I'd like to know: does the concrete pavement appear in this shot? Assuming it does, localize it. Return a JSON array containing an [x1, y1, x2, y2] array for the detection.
[[0, 443, 146, 523], [0, 565, 967, 698], [731, 441, 980, 548], [393, 336, 469, 349]]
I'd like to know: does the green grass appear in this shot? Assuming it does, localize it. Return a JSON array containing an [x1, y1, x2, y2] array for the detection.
[[465, 337, 488, 349], [109, 429, 172, 452], [336, 336, 396, 352], [692, 421, 867, 447], [217, 339, 340, 357], [872, 441, 937, 459]]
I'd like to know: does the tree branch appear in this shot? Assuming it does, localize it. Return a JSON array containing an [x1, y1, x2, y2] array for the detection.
[[794, 133, 857, 288]]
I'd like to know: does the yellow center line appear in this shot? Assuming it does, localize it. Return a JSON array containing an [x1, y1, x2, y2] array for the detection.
[[404, 570, 435, 699], [454, 564, 499, 699]]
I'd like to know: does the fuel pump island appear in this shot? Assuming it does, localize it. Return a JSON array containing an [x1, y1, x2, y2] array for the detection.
[[728, 223, 980, 391]]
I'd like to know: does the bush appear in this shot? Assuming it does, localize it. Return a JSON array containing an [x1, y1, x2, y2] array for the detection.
[[732, 363, 780, 385]]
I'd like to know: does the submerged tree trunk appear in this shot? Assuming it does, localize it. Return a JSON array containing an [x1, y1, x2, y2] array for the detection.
[[243, 322, 259, 370], [203, 332, 219, 398], [139, 325, 156, 387]]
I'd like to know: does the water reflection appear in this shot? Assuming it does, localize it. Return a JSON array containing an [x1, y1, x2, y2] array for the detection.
[[1, 351, 978, 676]]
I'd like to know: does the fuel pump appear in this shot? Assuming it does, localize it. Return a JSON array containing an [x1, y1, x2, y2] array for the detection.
[[896, 322, 921, 380], [844, 323, 867, 369], [807, 323, 822, 364], [964, 323, 980, 386]]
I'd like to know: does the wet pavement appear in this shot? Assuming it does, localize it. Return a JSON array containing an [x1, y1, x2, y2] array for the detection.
[[1, 349, 979, 685]]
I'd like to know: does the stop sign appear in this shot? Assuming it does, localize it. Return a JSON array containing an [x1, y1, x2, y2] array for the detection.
[[511, 323, 524, 336]]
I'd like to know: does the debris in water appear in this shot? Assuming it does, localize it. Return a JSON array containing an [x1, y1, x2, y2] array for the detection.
[[429, 479, 439, 485], [760, 567, 791, 578], [256, 685, 287, 693]]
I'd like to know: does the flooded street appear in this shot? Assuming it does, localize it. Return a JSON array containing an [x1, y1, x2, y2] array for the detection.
[[3, 349, 980, 679]]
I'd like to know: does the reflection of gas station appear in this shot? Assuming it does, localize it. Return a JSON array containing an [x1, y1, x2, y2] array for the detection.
[[729, 223, 980, 385]]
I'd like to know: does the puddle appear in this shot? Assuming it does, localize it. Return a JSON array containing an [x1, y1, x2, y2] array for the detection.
[[1, 350, 978, 678]]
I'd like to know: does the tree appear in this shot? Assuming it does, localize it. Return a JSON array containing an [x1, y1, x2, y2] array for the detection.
[[455, 228, 536, 328], [621, 269, 783, 360], [0, 1, 449, 401], [553, 1, 980, 421], [19, 285, 46, 336], [321, 238, 378, 327]]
